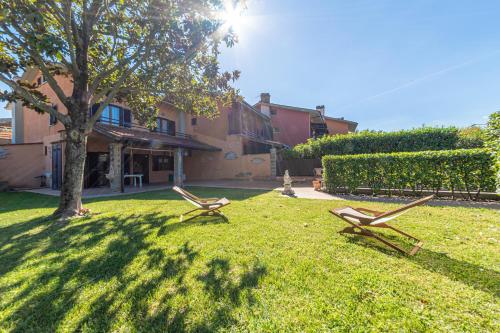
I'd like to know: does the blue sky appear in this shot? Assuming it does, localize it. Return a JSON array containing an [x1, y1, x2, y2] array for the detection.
[[2, 0, 499, 130]]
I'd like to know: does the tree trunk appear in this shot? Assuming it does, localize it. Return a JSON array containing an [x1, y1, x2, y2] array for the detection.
[[53, 128, 88, 219]]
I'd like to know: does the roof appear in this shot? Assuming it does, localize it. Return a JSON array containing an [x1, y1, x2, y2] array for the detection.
[[324, 116, 358, 127], [241, 100, 271, 120], [254, 101, 320, 115], [93, 123, 221, 151], [254, 101, 358, 128]]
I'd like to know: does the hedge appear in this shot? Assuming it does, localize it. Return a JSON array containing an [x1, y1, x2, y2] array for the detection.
[[484, 111, 500, 190], [287, 127, 484, 159], [322, 149, 496, 200]]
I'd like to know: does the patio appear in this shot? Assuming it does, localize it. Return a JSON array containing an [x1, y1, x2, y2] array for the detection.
[[26, 183, 173, 198]]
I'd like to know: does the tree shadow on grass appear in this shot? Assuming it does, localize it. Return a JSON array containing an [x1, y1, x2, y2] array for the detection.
[[0, 211, 266, 332], [195, 258, 267, 331], [343, 234, 500, 297], [157, 214, 229, 237]]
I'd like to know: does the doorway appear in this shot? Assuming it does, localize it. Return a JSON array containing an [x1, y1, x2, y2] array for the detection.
[[84, 152, 110, 188], [132, 154, 149, 184]]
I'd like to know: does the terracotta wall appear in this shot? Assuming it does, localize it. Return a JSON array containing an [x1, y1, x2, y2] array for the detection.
[[184, 132, 271, 181], [268, 106, 311, 147], [0, 143, 45, 188], [325, 119, 350, 135], [22, 74, 71, 143], [191, 106, 228, 140]]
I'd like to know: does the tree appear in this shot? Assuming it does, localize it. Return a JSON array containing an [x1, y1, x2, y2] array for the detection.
[[0, 0, 241, 218]]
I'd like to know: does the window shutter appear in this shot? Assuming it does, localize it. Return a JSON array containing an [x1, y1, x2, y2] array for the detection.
[[123, 109, 132, 127]]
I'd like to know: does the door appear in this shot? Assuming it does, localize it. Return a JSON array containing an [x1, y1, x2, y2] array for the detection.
[[51, 143, 62, 190], [132, 154, 149, 184]]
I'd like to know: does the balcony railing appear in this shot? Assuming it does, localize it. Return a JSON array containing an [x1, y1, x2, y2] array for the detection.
[[97, 116, 193, 140], [239, 129, 273, 142]]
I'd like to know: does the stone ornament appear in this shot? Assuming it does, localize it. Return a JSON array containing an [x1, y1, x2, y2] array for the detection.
[[282, 170, 295, 196]]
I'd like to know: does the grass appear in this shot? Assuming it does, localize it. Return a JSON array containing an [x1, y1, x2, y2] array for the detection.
[[0, 188, 498, 332]]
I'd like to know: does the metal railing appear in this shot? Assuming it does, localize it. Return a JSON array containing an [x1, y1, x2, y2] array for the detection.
[[97, 116, 193, 140], [240, 129, 273, 142]]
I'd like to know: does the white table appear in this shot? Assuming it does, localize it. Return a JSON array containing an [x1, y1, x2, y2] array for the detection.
[[124, 174, 144, 188]]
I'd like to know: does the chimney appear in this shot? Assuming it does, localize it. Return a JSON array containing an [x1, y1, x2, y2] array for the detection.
[[260, 93, 270, 104], [316, 105, 325, 116]]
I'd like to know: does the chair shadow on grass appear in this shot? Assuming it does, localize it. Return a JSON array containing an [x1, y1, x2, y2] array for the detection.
[[343, 233, 500, 297], [156, 213, 229, 237], [0, 211, 266, 332]]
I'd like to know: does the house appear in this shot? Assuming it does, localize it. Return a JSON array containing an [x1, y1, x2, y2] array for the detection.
[[0, 69, 281, 190], [254, 93, 357, 147]]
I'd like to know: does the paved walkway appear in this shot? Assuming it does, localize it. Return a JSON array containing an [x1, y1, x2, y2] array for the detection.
[[186, 179, 281, 190]]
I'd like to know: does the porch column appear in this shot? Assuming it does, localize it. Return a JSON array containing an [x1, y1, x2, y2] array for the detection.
[[270, 148, 277, 178], [174, 148, 184, 187], [108, 142, 123, 192]]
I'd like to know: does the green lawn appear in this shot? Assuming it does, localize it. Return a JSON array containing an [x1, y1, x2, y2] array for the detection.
[[0, 188, 498, 332]]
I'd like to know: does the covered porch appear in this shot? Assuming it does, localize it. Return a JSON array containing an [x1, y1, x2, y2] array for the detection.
[[84, 123, 220, 192]]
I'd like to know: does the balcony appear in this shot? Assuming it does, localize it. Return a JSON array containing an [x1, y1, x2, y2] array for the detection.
[[97, 115, 192, 140]]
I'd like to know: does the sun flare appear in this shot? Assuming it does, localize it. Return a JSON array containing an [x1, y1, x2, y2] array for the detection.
[[220, 0, 245, 34]]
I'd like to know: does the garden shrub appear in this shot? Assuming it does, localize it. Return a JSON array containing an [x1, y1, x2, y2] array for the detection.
[[288, 127, 484, 159], [484, 111, 500, 190], [322, 149, 495, 199], [457, 126, 486, 149]]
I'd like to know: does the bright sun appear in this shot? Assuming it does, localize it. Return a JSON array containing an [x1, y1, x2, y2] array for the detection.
[[220, 1, 244, 34]]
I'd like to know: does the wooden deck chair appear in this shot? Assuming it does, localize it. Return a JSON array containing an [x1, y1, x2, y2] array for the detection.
[[173, 186, 230, 222], [330, 195, 434, 255]]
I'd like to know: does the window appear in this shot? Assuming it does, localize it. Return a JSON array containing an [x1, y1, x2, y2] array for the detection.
[[91, 104, 131, 127], [191, 118, 197, 126], [44, 146, 48, 156], [49, 105, 58, 126], [273, 127, 280, 133], [270, 109, 277, 116], [155, 117, 175, 136], [37, 75, 47, 86], [152, 155, 174, 171]]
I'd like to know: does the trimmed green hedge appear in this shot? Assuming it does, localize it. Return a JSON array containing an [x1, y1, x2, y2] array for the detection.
[[322, 149, 495, 199], [484, 111, 500, 190], [287, 127, 484, 159]]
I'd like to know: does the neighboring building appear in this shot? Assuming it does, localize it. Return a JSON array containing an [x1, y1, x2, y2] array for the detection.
[[0, 118, 12, 144], [0, 69, 281, 190], [254, 93, 357, 147]]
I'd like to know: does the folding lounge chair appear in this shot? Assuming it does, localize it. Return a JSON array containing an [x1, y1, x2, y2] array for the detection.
[[173, 186, 230, 222], [330, 195, 434, 255]]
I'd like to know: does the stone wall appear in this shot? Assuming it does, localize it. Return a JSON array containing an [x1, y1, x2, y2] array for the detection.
[[108, 143, 122, 192]]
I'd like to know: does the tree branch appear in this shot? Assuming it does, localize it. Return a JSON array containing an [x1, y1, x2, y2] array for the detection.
[[2, 23, 72, 110], [87, 46, 153, 131], [0, 74, 70, 125], [45, 0, 78, 75]]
